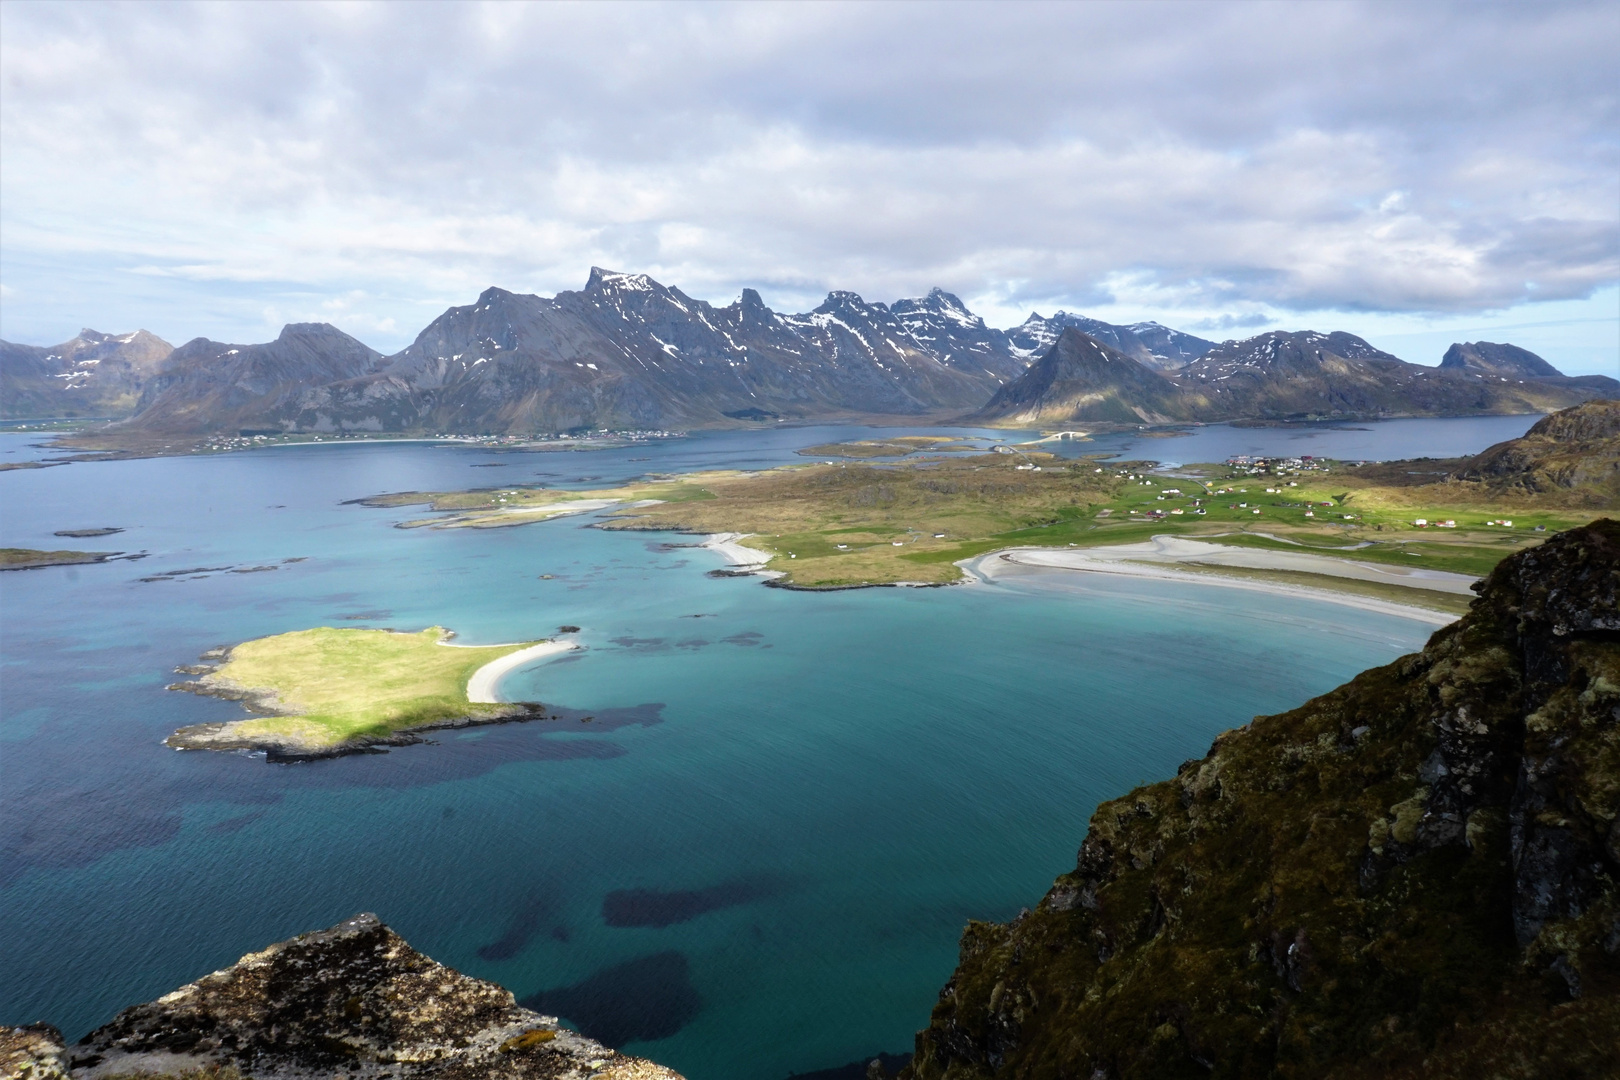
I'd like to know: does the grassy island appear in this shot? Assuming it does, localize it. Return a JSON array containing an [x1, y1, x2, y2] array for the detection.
[[167, 627, 572, 758], [0, 547, 119, 570]]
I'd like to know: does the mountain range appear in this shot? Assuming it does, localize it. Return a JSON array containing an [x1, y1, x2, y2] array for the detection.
[[1, 268, 1612, 433], [974, 327, 1615, 426]]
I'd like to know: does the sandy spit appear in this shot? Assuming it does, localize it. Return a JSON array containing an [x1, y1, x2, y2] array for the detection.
[[458, 640, 581, 703]]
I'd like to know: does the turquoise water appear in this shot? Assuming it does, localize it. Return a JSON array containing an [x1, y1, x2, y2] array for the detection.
[[0, 424, 1495, 1078]]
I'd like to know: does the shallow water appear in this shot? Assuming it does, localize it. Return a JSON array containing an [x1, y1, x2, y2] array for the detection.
[[0, 422, 1495, 1078]]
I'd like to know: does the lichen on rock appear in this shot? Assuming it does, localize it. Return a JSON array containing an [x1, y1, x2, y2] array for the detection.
[[60, 913, 684, 1080], [903, 520, 1620, 1080]]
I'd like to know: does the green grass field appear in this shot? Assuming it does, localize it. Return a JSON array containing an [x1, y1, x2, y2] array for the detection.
[[199, 627, 537, 747]]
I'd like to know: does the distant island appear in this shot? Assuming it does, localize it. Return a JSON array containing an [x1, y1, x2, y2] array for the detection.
[[359, 400, 1618, 617], [166, 626, 577, 761]]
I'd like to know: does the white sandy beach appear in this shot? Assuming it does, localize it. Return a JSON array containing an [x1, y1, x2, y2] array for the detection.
[[456, 640, 581, 703], [702, 531, 775, 569], [964, 536, 1472, 626]]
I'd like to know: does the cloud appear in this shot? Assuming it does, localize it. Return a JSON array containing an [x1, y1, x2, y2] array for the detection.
[[1, 0, 1616, 351], [1189, 313, 1276, 333]]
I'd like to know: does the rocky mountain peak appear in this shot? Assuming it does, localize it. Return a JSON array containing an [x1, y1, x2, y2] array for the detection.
[[893, 288, 983, 328], [817, 289, 869, 311], [1441, 341, 1566, 379], [584, 266, 660, 295]]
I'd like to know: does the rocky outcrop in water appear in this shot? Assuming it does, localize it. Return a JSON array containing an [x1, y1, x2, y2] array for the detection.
[[902, 520, 1620, 1079], [32, 913, 682, 1080]]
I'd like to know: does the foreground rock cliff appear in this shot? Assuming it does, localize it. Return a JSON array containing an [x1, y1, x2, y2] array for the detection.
[[2, 914, 682, 1080], [903, 520, 1620, 1080]]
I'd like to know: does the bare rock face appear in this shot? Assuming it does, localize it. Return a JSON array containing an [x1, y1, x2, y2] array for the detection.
[[1, 1023, 71, 1079], [65, 914, 684, 1080], [903, 520, 1620, 1080]]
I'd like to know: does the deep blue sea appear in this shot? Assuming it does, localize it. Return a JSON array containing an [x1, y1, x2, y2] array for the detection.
[[0, 416, 1535, 1079]]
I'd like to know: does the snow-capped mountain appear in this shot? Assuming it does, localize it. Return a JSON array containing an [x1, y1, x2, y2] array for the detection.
[[0, 329, 174, 419], [1007, 312, 1217, 371], [10, 269, 1608, 434], [975, 328, 1615, 425]]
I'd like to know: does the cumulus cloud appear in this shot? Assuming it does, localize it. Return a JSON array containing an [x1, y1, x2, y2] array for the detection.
[[1, 0, 1615, 351]]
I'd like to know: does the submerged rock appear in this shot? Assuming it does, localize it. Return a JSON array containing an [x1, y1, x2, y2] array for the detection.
[[903, 520, 1620, 1079], [61, 913, 683, 1080]]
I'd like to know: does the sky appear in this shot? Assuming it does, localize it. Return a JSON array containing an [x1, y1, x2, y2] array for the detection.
[[1, 0, 1616, 375]]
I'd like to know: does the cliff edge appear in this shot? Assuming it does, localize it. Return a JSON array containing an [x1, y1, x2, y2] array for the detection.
[[903, 520, 1620, 1079], [3, 914, 682, 1080]]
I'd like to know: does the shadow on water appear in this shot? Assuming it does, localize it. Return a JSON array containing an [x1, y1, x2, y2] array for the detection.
[[602, 875, 786, 929], [477, 893, 561, 961], [786, 1051, 914, 1080], [0, 703, 665, 887], [521, 951, 701, 1046]]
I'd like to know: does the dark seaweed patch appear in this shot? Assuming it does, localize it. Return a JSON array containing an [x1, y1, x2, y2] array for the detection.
[[609, 636, 669, 652], [207, 809, 270, 835], [602, 876, 782, 929], [477, 894, 558, 961], [521, 951, 700, 1046]]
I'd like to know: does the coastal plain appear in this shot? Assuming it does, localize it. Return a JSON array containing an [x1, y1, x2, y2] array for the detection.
[[357, 406, 1617, 612]]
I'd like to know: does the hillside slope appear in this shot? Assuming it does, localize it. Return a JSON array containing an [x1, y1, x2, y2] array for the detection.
[[903, 520, 1620, 1080], [127, 323, 385, 433], [1453, 399, 1620, 504]]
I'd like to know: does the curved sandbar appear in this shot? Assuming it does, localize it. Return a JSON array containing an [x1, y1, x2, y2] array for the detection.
[[462, 639, 580, 703], [166, 626, 575, 761], [964, 537, 1469, 626]]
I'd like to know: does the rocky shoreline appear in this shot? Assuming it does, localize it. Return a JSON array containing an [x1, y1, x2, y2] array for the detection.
[[901, 520, 1620, 1079], [2, 914, 684, 1080], [165, 703, 557, 762]]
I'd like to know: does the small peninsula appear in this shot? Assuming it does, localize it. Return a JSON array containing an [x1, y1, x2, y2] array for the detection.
[[166, 626, 577, 760]]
